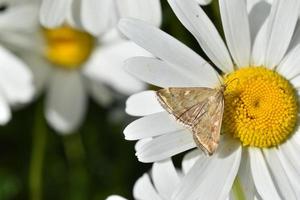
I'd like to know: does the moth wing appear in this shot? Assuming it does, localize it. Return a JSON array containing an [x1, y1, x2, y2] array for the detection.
[[192, 92, 224, 155], [156, 87, 216, 126]]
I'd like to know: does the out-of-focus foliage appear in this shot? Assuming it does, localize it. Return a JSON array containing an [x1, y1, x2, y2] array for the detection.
[[0, 1, 221, 199]]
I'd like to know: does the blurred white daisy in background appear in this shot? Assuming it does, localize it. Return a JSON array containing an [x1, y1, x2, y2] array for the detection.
[[0, 0, 36, 125], [39, 0, 162, 36], [0, 46, 34, 125], [19, 0, 163, 134], [120, 0, 300, 199]]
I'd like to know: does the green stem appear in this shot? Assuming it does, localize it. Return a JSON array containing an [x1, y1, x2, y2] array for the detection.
[[232, 178, 246, 200], [29, 102, 47, 200], [63, 132, 88, 200]]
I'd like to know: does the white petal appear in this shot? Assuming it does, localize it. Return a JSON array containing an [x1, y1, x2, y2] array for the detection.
[[0, 4, 39, 31], [116, 0, 162, 27], [152, 159, 180, 198], [280, 137, 300, 177], [100, 28, 124, 45], [220, 0, 251, 68], [196, 0, 212, 6], [289, 22, 300, 51], [135, 138, 152, 152], [173, 137, 241, 200], [124, 112, 184, 140], [248, 1, 271, 42], [0, 45, 34, 104], [81, 0, 115, 36], [0, 32, 35, 52], [251, 18, 268, 66], [182, 149, 203, 174], [249, 148, 281, 200], [118, 18, 220, 86], [106, 195, 127, 200], [290, 76, 300, 90], [167, 0, 234, 73], [133, 173, 162, 200], [263, 149, 298, 199], [22, 54, 52, 94], [66, 0, 83, 28], [263, 0, 300, 69], [40, 0, 71, 27], [0, 94, 11, 125], [87, 79, 113, 107], [83, 42, 148, 95], [45, 70, 87, 134], [277, 44, 300, 79], [234, 149, 256, 200], [125, 57, 213, 88], [290, 75, 300, 88], [272, 147, 300, 198], [291, 129, 300, 144], [247, 0, 263, 12], [255, 194, 263, 200], [136, 129, 196, 163], [125, 91, 164, 116]]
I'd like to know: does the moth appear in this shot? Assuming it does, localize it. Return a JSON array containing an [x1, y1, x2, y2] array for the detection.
[[156, 86, 225, 156]]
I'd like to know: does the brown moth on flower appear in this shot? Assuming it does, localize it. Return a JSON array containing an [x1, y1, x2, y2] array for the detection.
[[156, 86, 225, 156]]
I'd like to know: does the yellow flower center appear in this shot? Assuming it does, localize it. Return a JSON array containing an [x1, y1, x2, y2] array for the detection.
[[43, 26, 95, 70], [223, 67, 298, 148]]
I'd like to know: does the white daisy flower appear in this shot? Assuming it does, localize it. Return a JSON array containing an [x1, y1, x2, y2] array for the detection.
[[0, 0, 35, 125], [120, 0, 300, 199], [106, 159, 182, 200], [39, 0, 162, 36], [21, 24, 151, 134]]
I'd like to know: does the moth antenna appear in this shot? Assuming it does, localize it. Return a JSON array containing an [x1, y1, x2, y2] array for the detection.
[[216, 72, 223, 85], [224, 78, 239, 88]]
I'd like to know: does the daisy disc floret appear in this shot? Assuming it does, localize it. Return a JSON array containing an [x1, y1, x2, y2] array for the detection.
[[223, 67, 298, 147], [43, 26, 95, 69]]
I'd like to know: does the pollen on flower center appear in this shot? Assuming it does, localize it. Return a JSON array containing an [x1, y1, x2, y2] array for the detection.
[[222, 67, 298, 148], [43, 26, 95, 70]]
